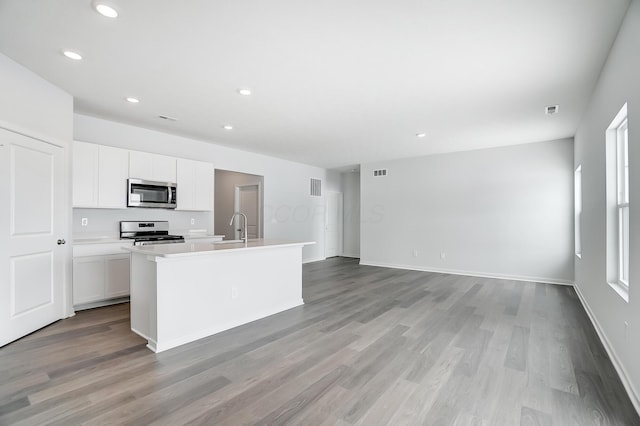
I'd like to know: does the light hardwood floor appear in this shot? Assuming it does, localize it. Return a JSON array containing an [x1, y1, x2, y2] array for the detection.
[[1, 257, 638, 425]]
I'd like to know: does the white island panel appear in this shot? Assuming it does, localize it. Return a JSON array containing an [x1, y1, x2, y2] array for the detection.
[[128, 240, 310, 352]]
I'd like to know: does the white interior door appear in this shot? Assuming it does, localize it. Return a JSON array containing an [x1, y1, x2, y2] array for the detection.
[[0, 129, 66, 347], [234, 184, 261, 240], [325, 191, 343, 258]]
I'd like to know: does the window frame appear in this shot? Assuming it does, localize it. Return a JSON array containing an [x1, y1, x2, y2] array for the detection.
[[616, 118, 629, 289], [606, 102, 630, 300], [575, 165, 582, 259]]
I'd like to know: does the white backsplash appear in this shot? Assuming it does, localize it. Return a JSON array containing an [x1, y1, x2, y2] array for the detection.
[[73, 208, 213, 237]]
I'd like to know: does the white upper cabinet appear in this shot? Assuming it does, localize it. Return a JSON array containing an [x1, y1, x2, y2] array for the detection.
[[129, 150, 177, 182], [153, 154, 177, 182], [72, 141, 99, 207], [128, 150, 152, 180], [194, 161, 213, 211], [73, 142, 128, 208], [176, 158, 196, 210], [177, 158, 213, 211], [74, 143, 210, 210], [98, 145, 129, 208]]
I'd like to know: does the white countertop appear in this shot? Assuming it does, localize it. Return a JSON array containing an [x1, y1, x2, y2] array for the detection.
[[125, 239, 315, 258], [73, 236, 125, 245], [73, 234, 225, 245]]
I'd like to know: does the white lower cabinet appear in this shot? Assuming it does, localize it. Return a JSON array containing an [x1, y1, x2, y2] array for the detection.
[[73, 242, 132, 307], [73, 257, 105, 305], [105, 255, 131, 299]]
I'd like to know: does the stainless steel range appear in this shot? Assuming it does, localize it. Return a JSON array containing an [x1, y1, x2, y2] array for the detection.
[[120, 221, 185, 245]]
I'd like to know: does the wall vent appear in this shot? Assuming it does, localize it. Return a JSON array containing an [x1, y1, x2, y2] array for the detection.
[[310, 178, 322, 197], [373, 168, 388, 177], [545, 105, 559, 115], [158, 114, 178, 121]]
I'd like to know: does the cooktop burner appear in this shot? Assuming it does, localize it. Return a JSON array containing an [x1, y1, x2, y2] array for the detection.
[[120, 221, 185, 245]]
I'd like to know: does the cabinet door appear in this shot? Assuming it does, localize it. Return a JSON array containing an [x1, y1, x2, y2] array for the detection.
[[98, 146, 129, 208], [176, 158, 195, 210], [73, 257, 105, 305], [104, 254, 130, 298], [72, 141, 99, 207], [152, 154, 177, 182], [194, 161, 213, 211], [129, 150, 153, 180]]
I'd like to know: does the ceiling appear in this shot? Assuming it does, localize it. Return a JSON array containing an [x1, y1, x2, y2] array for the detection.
[[0, 0, 630, 169]]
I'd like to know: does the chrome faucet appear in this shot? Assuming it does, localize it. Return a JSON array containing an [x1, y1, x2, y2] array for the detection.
[[229, 212, 248, 244]]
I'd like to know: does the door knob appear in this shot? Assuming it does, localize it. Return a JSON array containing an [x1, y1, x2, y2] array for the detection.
[[57, 239, 66, 245]]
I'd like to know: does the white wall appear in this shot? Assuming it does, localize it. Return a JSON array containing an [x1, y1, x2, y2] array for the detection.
[[360, 139, 574, 284], [74, 114, 331, 262], [0, 52, 74, 316], [341, 171, 361, 257], [574, 0, 640, 410], [0, 53, 72, 143]]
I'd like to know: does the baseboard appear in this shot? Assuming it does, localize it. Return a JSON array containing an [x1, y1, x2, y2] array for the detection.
[[573, 284, 640, 415], [74, 297, 130, 311], [153, 299, 304, 353], [303, 256, 328, 264], [358, 260, 574, 286], [340, 253, 360, 259]]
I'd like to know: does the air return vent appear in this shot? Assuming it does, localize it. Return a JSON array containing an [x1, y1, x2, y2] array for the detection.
[[158, 114, 178, 121], [373, 168, 388, 177], [545, 105, 559, 115], [310, 178, 322, 197]]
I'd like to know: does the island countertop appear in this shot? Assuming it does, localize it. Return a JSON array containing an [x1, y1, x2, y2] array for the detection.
[[124, 239, 315, 259]]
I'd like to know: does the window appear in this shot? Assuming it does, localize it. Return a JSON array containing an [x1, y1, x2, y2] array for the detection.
[[606, 103, 629, 298], [575, 165, 582, 258], [617, 118, 629, 287]]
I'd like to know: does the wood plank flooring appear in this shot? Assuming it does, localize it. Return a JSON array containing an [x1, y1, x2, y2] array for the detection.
[[1, 257, 638, 425]]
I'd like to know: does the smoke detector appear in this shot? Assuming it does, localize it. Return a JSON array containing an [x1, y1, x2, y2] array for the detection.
[[545, 105, 559, 115]]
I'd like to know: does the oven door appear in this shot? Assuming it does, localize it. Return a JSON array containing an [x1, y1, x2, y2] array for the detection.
[[128, 178, 177, 209]]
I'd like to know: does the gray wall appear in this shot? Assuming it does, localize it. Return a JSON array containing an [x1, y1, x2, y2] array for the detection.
[[360, 138, 574, 284], [214, 169, 264, 239], [574, 0, 640, 408], [341, 171, 361, 257]]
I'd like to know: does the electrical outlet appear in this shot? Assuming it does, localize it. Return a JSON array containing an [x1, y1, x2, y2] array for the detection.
[[81, 217, 88, 227], [412, 249, 418, 257], [440, 252, 446, 260], [231, 286, 239, 299], [190, 218, 195, 225]]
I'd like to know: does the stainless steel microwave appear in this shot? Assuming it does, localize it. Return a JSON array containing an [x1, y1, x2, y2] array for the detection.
[[127, 178, 177, 209]]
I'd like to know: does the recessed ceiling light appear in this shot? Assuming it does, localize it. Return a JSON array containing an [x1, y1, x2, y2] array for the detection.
[[125, 97, 139, 103], [237, 88, 252, 96], [93, 2, 118, 18], [222, 125, 233, 130], [62, 50, 82, 60], [416, 132, 427, 138]]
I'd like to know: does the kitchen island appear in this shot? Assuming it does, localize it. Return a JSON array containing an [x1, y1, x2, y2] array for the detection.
[[126, 239, 314, 353]]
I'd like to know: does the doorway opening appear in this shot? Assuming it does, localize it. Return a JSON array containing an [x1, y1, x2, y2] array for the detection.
[[214, 169, 264, 240], [325, 191, 343, 258]]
